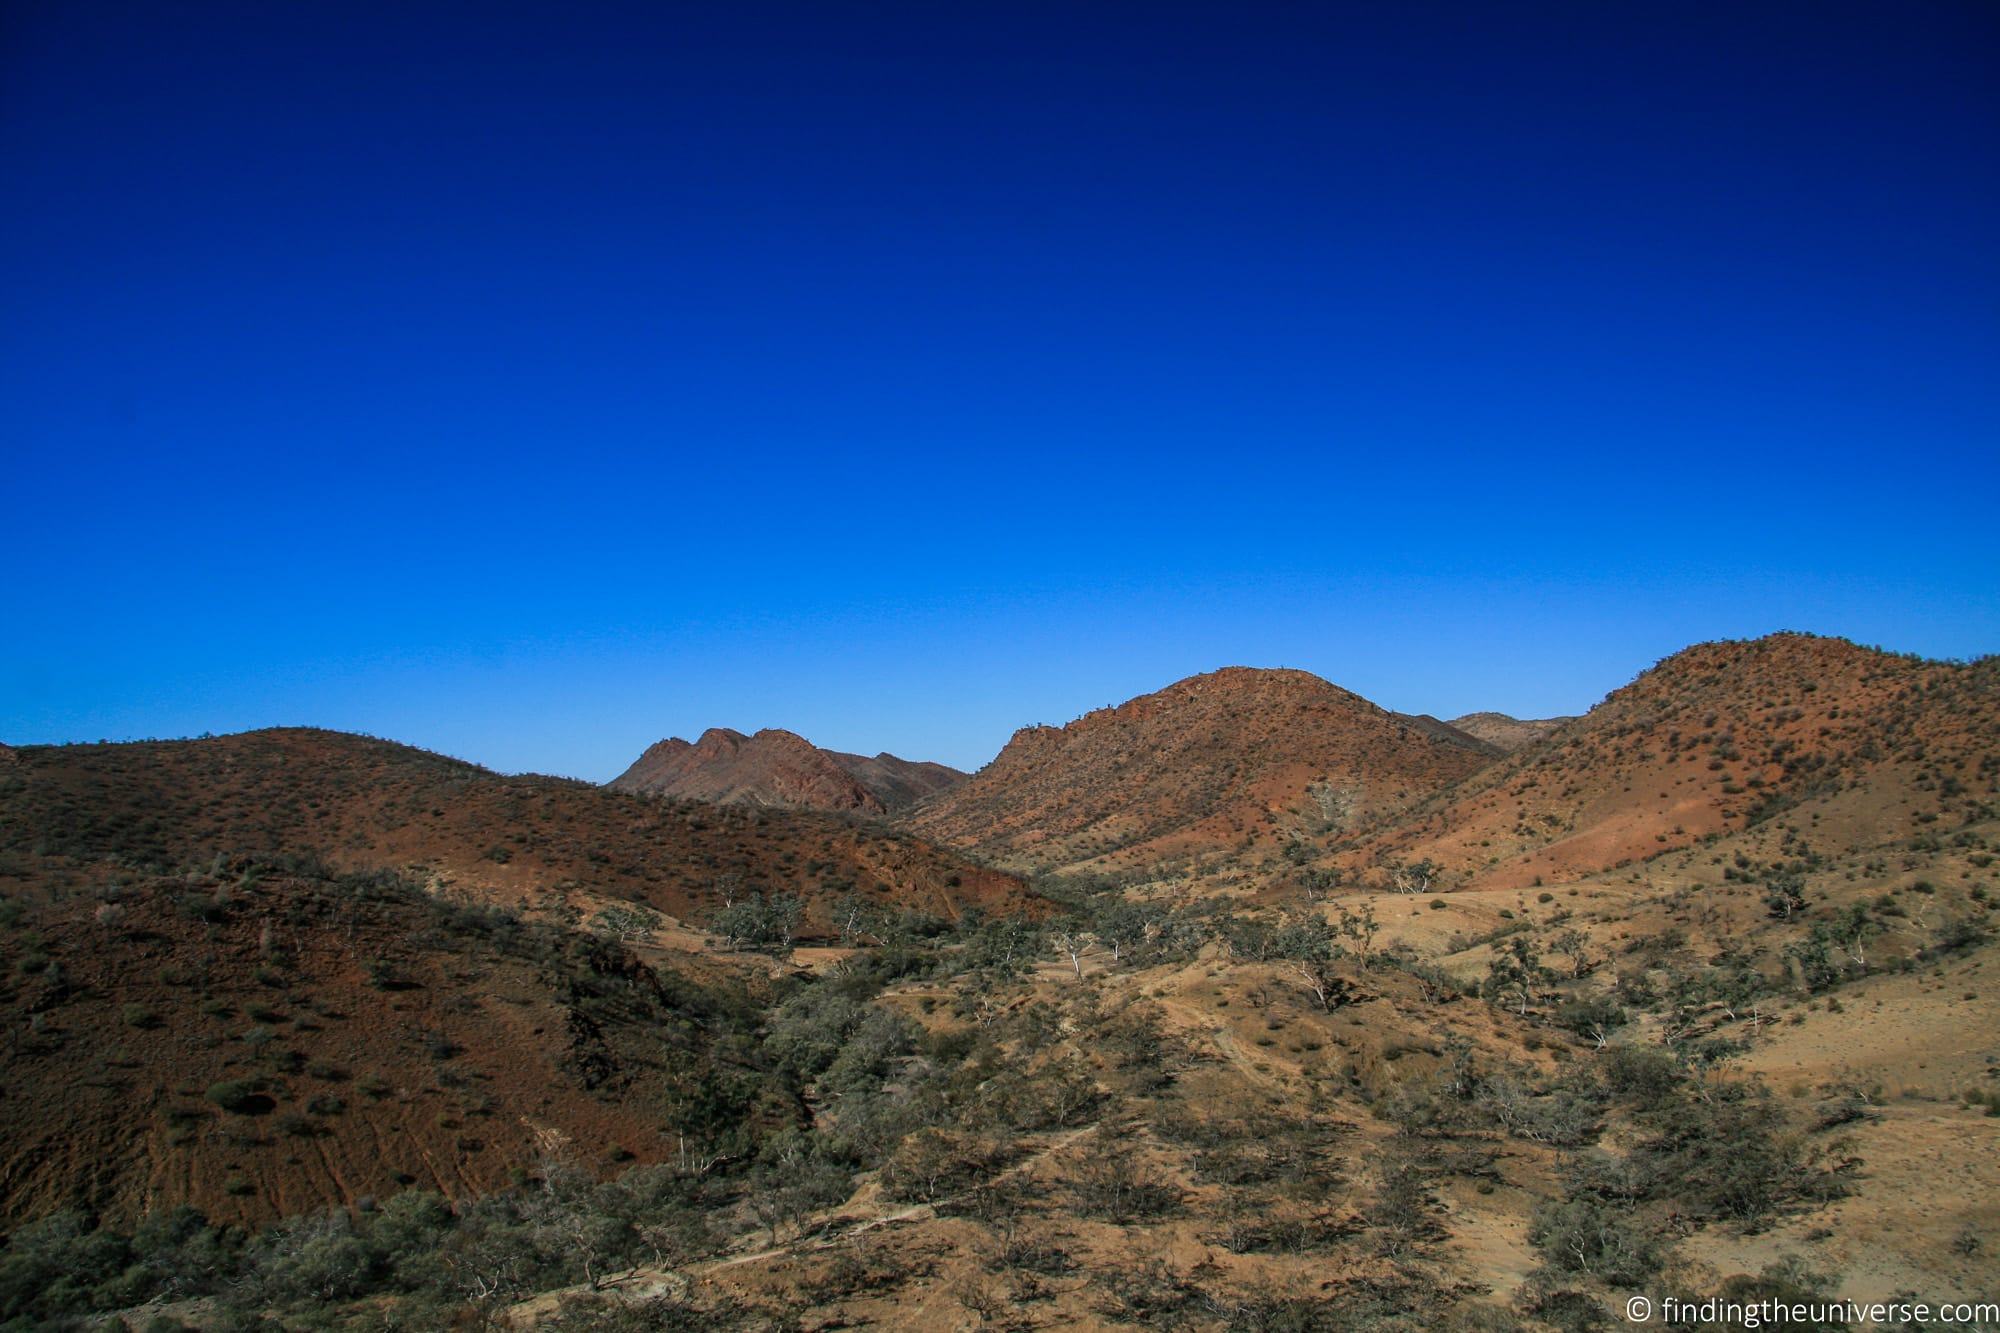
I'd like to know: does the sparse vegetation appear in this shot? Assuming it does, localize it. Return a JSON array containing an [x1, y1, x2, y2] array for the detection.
[[0, 634, 1993, 1326]]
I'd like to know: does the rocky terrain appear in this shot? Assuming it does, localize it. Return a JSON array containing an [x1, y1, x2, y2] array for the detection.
[[0, 858, 742, 1227], [1, 634, 1995, 1331]]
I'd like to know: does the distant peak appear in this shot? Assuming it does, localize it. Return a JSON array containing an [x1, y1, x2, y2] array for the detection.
[[749, 728, 818, 748], [1177, 665, 1331, 689], [1443, 712, 1574, 753], [690, 727, 751, 753], [610, 725, 965, 813]]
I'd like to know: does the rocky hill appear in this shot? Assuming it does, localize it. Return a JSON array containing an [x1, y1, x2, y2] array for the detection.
[[822, 748, 967, 811], [900, 667, 1500, 875], [0, 728, 1035, 935], [1343, 633, 2000, 889], [610, 728, 964, 815], [1444, 711, 1575, 753]]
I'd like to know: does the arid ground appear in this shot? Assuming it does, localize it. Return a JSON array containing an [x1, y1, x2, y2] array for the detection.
[[2, 632, 1995, 1330]]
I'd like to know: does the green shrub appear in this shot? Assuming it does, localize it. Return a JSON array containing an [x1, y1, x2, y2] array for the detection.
[[1628, 1091, 1838, 1223], [1554, 995, 1628, 1040], [709, 892, 803, 953], [1530, 1193, 1661, 1285], [1598, 1045, 1682, 1109], [205, 1080, 261, 1113]]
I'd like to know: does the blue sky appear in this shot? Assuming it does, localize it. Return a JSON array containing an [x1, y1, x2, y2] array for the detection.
[[4, 1, 1996, 778]]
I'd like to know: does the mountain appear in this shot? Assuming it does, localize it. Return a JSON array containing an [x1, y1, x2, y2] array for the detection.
[[609, 727, 965, 815], [1345, 632, 2000, 889], [899, 666, 1500, 875], [822, 748, 968, 811], [0, 728, 1036, 935], [1444, 711, 1575, 752]]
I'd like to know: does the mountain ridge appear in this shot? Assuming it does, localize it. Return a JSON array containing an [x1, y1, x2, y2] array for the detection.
[[1338, 631, 2000, 889], [0, 726, 1034, 931]]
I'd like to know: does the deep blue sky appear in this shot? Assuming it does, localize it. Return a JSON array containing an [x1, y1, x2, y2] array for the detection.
[[4, 1, 1996, 778]]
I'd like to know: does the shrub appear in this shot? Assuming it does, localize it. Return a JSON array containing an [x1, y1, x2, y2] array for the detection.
[[1598, 1046, 1682, 1109], [880, 1130, 1009, 1203], [1093, 1257, 1214, 1326], [0, 1209, 131, 1322], [709, 892, 803, 953], [1764, 871, 1808, 918], [1208, 1213, 1352, 1255], [744, 1133, 853, 1241], [984, 1057, 1100, 1131], [1365, 1158, 1440, 1256], [1530, 1194, 1661, 1285], [818, 1007, 915, 1101], [1629, 1091, 1839, 1223], [763, 988, 865, 1081], [1553, 995, 1628, 1040], [205, 1080, 261, 1114], [1066, 1143, 1182, 1223], [1933, 916, 1991, 955], [276, 1111, 318, 1138], [1709, 1257, 1844, 1328], [589, 903, 661, 942]]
